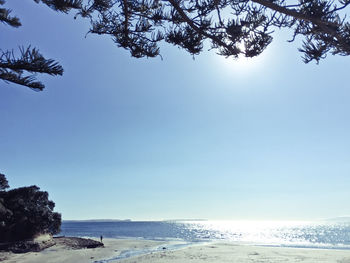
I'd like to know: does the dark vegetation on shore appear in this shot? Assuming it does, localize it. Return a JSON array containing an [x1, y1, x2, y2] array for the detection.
[[0, 173, 103, 254], [0, 173, 61, 253], [0, 173, 61, 242]]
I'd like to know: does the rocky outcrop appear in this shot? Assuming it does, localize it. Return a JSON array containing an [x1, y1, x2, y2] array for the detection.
[[0, 234, 55, 253], [0, 235, 103, 253], [54, 237, 104, 249]]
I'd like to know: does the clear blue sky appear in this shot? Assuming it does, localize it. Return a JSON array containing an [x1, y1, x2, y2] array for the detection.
[[1, 0, 350, 221]]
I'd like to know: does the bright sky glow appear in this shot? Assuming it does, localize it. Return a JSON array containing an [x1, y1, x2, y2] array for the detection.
[[1, 0, 350, 221], [212, 42, 274, 75]]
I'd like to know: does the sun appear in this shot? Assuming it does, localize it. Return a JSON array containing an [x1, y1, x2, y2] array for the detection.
[[215, 53, 266, 75], [211, 43, 274, 76]]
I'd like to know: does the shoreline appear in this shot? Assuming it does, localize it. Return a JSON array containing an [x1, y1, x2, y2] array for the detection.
[[1, 237, 350, 263]]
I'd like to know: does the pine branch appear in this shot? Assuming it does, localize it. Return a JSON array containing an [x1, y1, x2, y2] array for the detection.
[[0, 47, 63, 76], [252, 0, 350, 62], [0, 47, 63, 90], [0, 3, 21, 27], [0, 70, 44, 91], [34, 0, 82, 13]]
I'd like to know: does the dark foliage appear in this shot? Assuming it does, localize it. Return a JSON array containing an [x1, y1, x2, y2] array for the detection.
[[73, 0, 350, 63], [0, 173, 9, 190], [0, 47, 64, 91], [0, 1, 21, 27], [0, 0, 75, 90], [0, 174, 61, 242], [34, 0, 82, 13], [2, 0, 350, 91]]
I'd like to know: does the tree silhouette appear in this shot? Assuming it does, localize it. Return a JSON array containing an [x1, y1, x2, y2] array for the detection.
[[0, 47, 64, 91], [0, 173, 9, 190], [75, 0, 350, 62], [2, 0, 350, 90], [0, 0, 80, 91], [0, 173, 61, 242]]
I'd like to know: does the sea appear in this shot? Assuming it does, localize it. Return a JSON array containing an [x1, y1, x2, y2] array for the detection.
[[59, 219, 350, 250]]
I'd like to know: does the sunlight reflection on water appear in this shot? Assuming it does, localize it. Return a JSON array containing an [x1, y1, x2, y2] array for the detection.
[[178, 220, 350, 249], [61, 220, 350, 249]]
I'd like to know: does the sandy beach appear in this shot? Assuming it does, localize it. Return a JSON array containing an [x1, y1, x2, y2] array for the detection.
[[1, 238, 350, 263]]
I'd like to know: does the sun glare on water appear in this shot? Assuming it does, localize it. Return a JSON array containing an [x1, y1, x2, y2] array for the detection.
[[182, 220, 315, 245]]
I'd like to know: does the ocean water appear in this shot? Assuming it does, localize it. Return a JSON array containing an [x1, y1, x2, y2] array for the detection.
[[59, 220, 350, 250]]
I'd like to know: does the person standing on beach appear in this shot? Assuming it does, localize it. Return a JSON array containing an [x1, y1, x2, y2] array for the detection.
[[100, 235, 103, 243]]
